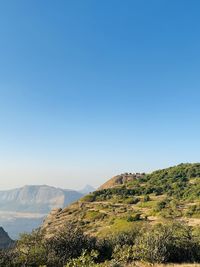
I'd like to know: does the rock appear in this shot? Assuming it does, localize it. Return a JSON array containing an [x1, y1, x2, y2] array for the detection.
[[0, 227, 14, 249]]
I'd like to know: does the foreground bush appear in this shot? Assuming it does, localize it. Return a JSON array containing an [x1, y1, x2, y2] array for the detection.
[[1, 221, 200, 266], [15, 230, 47, 266], [65, 250, 98, 267], [45, 223, 96, 266], [112, 222, 200, 264]]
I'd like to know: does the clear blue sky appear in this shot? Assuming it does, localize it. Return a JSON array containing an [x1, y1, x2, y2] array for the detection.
[[0, 0, 200, 190]]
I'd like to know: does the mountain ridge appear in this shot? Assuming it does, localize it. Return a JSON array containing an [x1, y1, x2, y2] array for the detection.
[[0, 184, 87, 239], [0, 184, 83, 213]]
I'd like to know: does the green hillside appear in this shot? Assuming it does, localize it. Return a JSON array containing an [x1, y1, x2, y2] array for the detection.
[[3, 163, 200, 266], [42, 163, 200, 238]]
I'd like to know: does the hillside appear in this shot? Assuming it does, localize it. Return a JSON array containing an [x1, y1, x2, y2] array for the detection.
[[42, 163, 200, 237]]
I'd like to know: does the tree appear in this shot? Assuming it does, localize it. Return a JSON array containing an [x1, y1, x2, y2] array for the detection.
[[15, 229, 47, 267]]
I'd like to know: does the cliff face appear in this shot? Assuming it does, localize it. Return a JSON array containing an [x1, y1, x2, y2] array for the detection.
[[0, 227, 14, 249]]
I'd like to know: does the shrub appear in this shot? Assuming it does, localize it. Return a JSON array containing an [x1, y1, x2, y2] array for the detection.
[[95, 238, 113, 262], [154, 200, 167, 212], [82, 194, 96, 202], [15, 229, 47, 266], [65, 250, 98, 267], [111, 226, 142, 247], [143, 195, 150, 202], [112, 244, 134, 263], [0, 249, 18, 267], [186, 204, 200, 217], [133, 224, 171, 263], [125, 197, 140, 204], [46, 223, 96, 266], [133, 222, 200, 263], [127, 213, 141, 222]]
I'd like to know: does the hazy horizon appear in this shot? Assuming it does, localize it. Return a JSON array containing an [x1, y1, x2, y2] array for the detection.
[[1, 1, 200, 190], [0, 162, 197, 191]]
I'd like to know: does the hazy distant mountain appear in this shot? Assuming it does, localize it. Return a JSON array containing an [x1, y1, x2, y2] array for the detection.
[[0, 185, 83, 213], [79, 184, 95, 194], [0, 185, 84, 239]]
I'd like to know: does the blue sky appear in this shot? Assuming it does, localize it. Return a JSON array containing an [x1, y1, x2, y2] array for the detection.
[[0, 0, 200, 189]]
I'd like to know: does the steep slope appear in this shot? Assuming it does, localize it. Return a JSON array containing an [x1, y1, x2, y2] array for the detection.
[[42, 163, 200, 238], [0, 227, 14, 248], [0, 185, 83, 213]]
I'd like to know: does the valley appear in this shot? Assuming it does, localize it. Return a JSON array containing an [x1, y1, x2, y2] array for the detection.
[[0, 184, 87, 238]]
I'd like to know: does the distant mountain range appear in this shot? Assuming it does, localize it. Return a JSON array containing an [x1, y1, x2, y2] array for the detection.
[[0, 185, 84, 213], [0, 184, 95, 239], [79, 184, 95, 194]]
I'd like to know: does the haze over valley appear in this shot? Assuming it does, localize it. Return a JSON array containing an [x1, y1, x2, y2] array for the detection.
[[0, 184, 94, 238]]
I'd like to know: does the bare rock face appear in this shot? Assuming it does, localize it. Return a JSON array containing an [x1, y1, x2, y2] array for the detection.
[[98, 173, 145, 190], [0, 227, 14, 249]]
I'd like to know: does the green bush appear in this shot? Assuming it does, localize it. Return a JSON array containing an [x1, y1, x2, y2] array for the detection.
[[82, 194, 96, 202], [15, 229, 47, 266], [45, 223, 96, 266], [3, 216, 200, 266], [186, 204, 200, 217], [124, 197, 140, 204], [127, 213, 141, 222], [112, 244, 134, 263], [65, 250, 98, 267], [143, 195, 150, 202], [133, 222, 200, 263], [154, 200, 167, 212]]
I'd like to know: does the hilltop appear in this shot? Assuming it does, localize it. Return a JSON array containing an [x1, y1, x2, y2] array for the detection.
[[42, 163, 200, 237], [98, 173, 145, 190]]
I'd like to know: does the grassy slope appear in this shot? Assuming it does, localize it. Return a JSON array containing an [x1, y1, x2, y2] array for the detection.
[[43, 163, 200, 237]]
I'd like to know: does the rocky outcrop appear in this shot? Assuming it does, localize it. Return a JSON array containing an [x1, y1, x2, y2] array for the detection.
[[98, 173, 145, 190], [0, 227, 14, 249]]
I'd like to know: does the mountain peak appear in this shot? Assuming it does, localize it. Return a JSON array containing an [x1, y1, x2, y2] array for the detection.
[[79, 184, 95, 194]]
